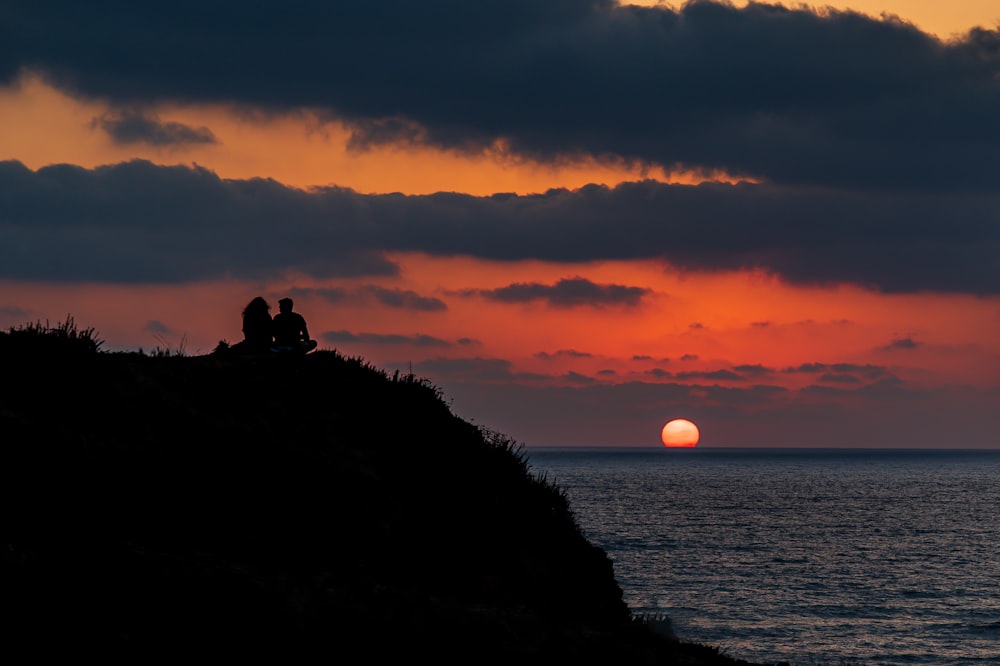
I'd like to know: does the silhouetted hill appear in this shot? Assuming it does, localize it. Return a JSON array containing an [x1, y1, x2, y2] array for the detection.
[[1, 320, 766, 664]]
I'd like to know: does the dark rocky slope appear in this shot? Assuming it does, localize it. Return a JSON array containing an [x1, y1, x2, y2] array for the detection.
[[1, 321, 766, 664]]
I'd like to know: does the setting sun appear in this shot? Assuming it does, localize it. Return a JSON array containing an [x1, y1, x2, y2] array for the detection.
[[661, 419, 700, 448]]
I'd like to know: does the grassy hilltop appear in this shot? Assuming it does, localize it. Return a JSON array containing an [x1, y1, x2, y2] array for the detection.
[[1, 319, 765, 664]]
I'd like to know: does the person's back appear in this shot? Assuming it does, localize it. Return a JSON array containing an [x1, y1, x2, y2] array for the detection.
[[273, 310, 307, 346], [272, 297, 316, 353]]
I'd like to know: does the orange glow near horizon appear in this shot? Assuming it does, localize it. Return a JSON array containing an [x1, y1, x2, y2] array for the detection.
[[0, 256, 996, 391]]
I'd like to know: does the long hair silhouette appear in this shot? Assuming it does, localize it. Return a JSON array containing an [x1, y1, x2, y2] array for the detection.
[[241, 296, 273, 351]]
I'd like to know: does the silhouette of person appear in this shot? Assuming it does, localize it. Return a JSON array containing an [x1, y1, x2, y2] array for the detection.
[[272, 297, 317, 354], [238, 296, 274, 354]]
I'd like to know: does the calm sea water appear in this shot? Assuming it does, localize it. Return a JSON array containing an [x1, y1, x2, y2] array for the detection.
[[525, 447, 1000, 666]]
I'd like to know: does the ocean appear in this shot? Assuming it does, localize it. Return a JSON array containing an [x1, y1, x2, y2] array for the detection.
[[524, 447, 1000, 666]]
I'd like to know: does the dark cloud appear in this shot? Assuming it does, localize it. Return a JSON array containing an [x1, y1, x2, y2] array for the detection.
[[415, 357, 516, 381], [292, 285, 445, 311], [564, 371, 595, 385], [0, 160, 402, 282], [732, 363, 773, 375], [1, 160, 997, 293], [536, 349, 593, 360], [322, 330, 450, 347], [474, 277, 650, 308], [852, 375, 909, 397], [680, 354, 699, 361], [801, 375, 908, 398], [93, 109, 217, 147], [819, 372, 862, 384], [786, 362, 891, 380], [362, 286, 447, 311], [633, 355, 670, 363], [788, 362, 829, 373], [0, 306, 30, 319], [143, 319, 172, 335], [4, 1, 1000, 192], [881, 337, 921, 351], [290, 287, 350, 303], [674, 369, 746, 381], [645, 368, 672, 378], [829, 362, 888, 376], [750, 321, 771, 328], [414, 356, 548, 383]]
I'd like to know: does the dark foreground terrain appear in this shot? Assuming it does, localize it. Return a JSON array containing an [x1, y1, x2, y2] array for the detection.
[[1, 320, 768, 664]]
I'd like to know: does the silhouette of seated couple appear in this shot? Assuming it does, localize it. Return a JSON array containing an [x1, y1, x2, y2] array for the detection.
[[236, 296, 318, 355]]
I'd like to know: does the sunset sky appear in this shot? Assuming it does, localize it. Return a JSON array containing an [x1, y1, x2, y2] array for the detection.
[[2, 0, 998, 448]]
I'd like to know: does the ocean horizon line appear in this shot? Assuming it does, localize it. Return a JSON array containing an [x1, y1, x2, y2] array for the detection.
[[525, 444, 1000, 454]]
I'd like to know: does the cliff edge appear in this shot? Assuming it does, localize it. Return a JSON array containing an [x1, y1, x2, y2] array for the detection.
[[1, 320, 764, 664]]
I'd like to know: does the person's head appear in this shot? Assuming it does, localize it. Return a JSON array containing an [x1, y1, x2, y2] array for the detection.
[[278, 297, 293, 313], [243, 296, 270, 316]]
